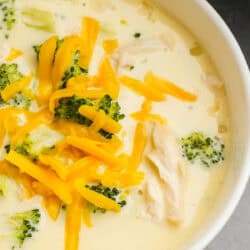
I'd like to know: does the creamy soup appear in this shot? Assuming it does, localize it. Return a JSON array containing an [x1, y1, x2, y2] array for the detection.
[[0, 0, 230, 250]]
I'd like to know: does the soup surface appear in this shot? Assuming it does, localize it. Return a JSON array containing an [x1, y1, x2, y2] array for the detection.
[[0, 0, 230, 250]]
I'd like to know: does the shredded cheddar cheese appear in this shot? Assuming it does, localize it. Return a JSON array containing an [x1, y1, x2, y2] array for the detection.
[[37, 36, 58, 105], [75, 181, 121, 212], [5, 48, 23, 62], [94, 57, 120, 99], [79, 105, 122, 134], [102, 39, 119, 54], [1, 74, 33, 101], [79, 17, 100, 68], [5, 151, 72, 204], [144, 71, 197, 102], [120, 75, 165, 102]]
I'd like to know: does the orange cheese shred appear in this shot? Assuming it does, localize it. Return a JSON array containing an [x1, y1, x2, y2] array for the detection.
[[102, 39, 119, 55], [79, 105, 122, 134], [0, 161, 35, 198], [130, 123, 147, 170], [82, 200, 92, 227], [32, 181, 53, 197], [75, 180, 121, 212], [52, 35, 81, 89], [37, 36, 58, 105], [39, 155, 70, 180], [94, 57, 120, 98], [5, 48, 23, 62], [66, 136, 122, 168], [79, 17, 99, 68], [66, 75, 95, 90], [144, 71, 197, 102], [43, 195, 62, 221], [65, 192, 83, 250], [119, 75, 165, 102], [1, 74, 33, 101], [5, 151, 72, 204]]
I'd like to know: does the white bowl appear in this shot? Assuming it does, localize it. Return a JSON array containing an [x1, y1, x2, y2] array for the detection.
[[154, 0, 250, 249]]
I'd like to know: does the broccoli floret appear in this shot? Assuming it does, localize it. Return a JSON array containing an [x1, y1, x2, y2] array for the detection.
[[0, 63, 23, 91], [0, 92, 32, 109], [14, 125, 63, 160], [22, 8, 55, 33], [61, 51, 88, 88], [0, 64, 30, 108], [55, 96, 93, 126], [0, 0, 16, 33], [9, 209, 41, 247], [33, 44, 42, 60], [97, 95, 125, 122], [9, 92, 32, 108], [181, 132, 225, 167], [4, 144, 10, 153], [86, 184, 127, 213], [0, 175, 8, 196], [55, 95, 125, 139]]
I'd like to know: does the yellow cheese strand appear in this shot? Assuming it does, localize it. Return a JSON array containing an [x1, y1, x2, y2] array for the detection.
[[43, 195, 62, 221], [5, 48, 23, 62], [75, 180, 121, 212], [102, 39, 118, 55], [79, 105, 121, 134], [65, 192, 83, 250], [144, 71, 197, 102], [37, 36, 58, 105], [130, 123, 147, 170], [5, 151, 72, 204], [94, 57, 120, 99], [66, 136, 122, 168], [119, 75, 165, 102], [52, 35, 81, 89], [79, 17, 99, 69], [39, 155, 70, 180], [1, 74, 33, 101]]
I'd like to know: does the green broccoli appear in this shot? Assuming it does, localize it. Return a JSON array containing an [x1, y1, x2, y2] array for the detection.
[[97, 94, 125, 122], [55, 95, 125, 139], [0, 63, 23, 91], [0, 92, 32, 109], [0, 63, 31, 108], [0, 175, 8, 196], [22, 8, 55, 33], [86, 184, 127, 213], [9, 209, 41, 247], [4, 144, 10, 153], [55, 96, 93, 126], [181, 132, 225, 167], [33, 44, 42, 60], [14, 125, 64, 160], [0, 0, 16, 34], [61, 50, 88, 88]]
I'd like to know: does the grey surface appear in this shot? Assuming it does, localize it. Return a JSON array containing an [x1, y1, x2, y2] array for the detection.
[[207, 0, 250, 249]]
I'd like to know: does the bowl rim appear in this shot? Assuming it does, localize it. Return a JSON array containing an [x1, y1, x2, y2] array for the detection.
[[190, 1, 250, 249]]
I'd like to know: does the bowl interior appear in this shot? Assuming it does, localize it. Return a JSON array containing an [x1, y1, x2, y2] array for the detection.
[[153, 0, 250, 249]]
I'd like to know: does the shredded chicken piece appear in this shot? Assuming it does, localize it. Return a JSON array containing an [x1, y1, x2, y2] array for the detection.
[[147, 124, 184, 223], [111, 37, 175, 73], [89, 0, 116, 11], [202, 73, 223, 88], [144, 176, 165, 222]]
